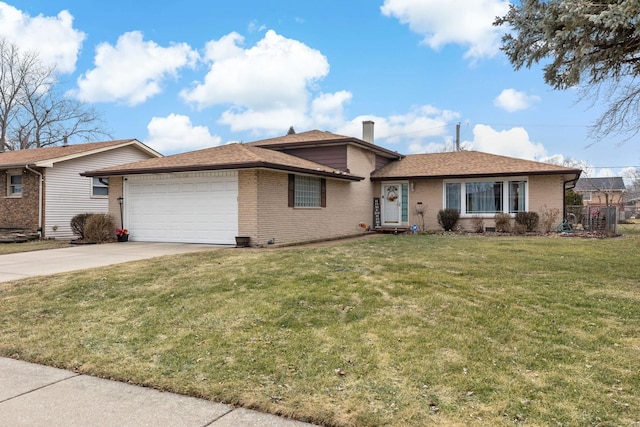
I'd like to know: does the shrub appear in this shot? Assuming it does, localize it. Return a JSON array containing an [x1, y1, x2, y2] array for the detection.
[[84, 214, 116, 243], [515, 212, 540, 232], [494, 213, 512, 233], [539, 205, 560, 233], [514, 223, 527, 235], [471, 215, 485, 233], [70, 213, 93, 239], [437, 208, 460, 231]]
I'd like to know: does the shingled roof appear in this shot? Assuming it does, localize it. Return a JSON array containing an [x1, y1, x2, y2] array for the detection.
[[248, 129, 402, 159], [574, 177, 626, 192], [0, 140, 160, 168], [371, 151, 582, 181], [82, 143, 364, 181]]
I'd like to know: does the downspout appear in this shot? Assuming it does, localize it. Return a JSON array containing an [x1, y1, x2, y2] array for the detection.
[[25, 165, 43, 238], [563, 172, 582, 220]]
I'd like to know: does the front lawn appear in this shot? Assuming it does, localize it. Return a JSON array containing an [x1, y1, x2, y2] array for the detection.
[[0, 234, 638, 426], [0, 239, 71, 255]]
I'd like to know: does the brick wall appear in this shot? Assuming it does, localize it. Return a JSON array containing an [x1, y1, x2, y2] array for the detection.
[[0, 168, 41, 231], [108, 176, 124, 229], [236, 146, 379, 246], [247, 170, 371, 246], [238, 170, 259, 239]]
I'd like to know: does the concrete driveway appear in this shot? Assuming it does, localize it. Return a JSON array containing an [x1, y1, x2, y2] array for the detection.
[[0, 242, 225, 283]]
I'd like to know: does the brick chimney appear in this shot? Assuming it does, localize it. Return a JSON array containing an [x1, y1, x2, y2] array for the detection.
[[362, 120, 374, 143]]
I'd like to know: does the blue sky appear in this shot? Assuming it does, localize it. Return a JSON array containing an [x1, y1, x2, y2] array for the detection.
[[3, 0, 638, 179]]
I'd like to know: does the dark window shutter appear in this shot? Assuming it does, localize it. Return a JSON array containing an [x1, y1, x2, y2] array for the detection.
[[321, 178, 326, 207], [288, 174, 295, 207]]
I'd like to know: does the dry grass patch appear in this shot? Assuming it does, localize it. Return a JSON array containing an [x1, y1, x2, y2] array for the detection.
[[0, 239, 71, 254], [1, 235, 639, 426]]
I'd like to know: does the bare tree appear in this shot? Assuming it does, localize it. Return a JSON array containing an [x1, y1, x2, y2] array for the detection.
[[0, 38, 109, 151]]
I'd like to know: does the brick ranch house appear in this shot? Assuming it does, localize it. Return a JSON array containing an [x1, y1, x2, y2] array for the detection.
[[0, 140, 160, 239], [83, 122, 582, 246]]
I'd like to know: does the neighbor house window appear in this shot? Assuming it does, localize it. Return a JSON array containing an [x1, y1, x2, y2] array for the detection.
[[288, 174, 326, 208], [8, 174, 22, 197], [92, 177, 109, 197], [444, 178, 528, 215]]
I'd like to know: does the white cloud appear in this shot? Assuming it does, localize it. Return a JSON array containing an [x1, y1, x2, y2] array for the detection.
[[144, 114, 221, 154], [467, 124, 547, 160], [595, 168, 615, 178], [494, 89, 540, 112], [182, 30, 329, 109], [220, 107, 310, 135], [381, 0, 509, 60], [181, 30, 343, 134], [0, 2, 85, 73], [539, 154, 567, 166], [72, 31, 198, 105], [336, 105, 459, 151], [248, 20, 267, 33], [310, 91, 353, 128]]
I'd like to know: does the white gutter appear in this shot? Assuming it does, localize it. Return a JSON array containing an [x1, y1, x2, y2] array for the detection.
[[25, 165, 43, 238]]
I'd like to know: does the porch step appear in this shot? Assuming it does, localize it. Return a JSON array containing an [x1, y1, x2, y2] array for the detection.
[[374, 227, 411, 234]]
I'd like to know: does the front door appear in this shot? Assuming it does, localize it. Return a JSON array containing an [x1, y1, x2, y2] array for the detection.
[[382, 183, 402, 225]]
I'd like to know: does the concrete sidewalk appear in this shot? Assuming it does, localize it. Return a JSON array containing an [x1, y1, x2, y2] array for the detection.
[[0, 242, 224, 283], [0, 358, 316, 426]]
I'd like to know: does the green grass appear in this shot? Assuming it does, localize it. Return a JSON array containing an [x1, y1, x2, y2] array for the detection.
[[0, 239, 71, 254], [1, 234, 639, 426]]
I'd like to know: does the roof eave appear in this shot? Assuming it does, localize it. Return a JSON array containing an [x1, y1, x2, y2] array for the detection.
[[255, 137, 403, 160], [371, 169, 582, 181], [82, 162, 364, 181], [5, 140, 163, 169]]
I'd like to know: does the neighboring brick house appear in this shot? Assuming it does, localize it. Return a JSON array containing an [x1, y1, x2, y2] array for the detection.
[[0, 140, 160, 239], [83, 122, 582, 246]]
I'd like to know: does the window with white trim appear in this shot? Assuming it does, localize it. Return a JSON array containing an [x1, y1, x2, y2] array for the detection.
[[288, 174, 326, 208], [444, 178, 528, 215], [92, 177, 109, 197], [7, 173, 22, 197]]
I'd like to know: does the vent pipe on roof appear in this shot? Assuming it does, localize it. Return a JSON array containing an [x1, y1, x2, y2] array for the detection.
[[63, 135, 68, 147], [362, 120, 374, 143]]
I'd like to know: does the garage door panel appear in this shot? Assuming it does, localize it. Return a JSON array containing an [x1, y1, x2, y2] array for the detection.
[[125, 172, 238, 244]]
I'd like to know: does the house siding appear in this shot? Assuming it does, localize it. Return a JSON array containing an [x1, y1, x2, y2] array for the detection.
[[0, 168, 41, 230], [282, 146, 348, 171], [45, 146, 153, 239], [375, 154, 393, 171]]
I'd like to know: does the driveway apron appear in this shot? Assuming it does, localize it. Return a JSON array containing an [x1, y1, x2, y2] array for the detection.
[[0, 242, 222, 283]]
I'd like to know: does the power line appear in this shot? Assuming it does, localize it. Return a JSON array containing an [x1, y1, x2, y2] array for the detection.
[[588, 165, 640, 168]]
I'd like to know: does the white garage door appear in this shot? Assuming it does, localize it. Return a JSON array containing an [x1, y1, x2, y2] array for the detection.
[[124, 171, 238, 244]]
